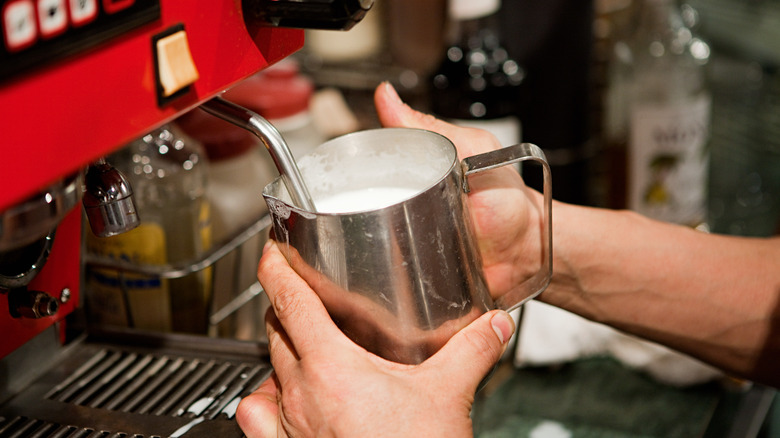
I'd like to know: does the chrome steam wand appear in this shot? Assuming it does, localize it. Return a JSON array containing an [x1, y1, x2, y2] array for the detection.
[[200, 96, 316, 212]]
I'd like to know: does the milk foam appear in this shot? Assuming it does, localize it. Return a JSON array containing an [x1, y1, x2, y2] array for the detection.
[[315, 187, 418, 213]]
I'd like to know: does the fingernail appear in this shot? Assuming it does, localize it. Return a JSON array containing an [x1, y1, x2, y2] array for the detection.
[[263, 239, 274, 254], [384, 81, 402, 104], [491, 311, 515, 344]]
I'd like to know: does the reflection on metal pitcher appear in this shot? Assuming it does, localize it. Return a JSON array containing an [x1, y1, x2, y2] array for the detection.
[[263, 128, 552, 364]]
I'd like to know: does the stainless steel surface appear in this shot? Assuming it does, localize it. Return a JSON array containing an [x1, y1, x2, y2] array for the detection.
[[0, 173, 82, 253], [200, 97, 316, 211], [82, 202, 272, 340], [7, 289, 60, 318], [462, 142, 553, 310], [263, 128, 553, 364], [209, 281, 266, 327], [0, 229, 54, 290], [82, 159, 140, 238], [242, 0, 374, 30], [83, 212, 272, 279], [0, 328, 271, 438]]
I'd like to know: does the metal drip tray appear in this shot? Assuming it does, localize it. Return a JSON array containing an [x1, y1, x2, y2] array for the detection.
[[0, 329, 271, 438]]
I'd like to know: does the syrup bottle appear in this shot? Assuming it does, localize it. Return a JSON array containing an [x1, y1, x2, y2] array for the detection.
[[604, 0, 711, 227], [86, 125, 213, 333]]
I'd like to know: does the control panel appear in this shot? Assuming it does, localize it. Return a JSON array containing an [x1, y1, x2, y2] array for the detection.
[[1, 0, 160, 81], [0, 0, 304, 213]]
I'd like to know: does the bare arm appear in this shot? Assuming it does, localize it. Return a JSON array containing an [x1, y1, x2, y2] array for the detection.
[[543, 202, 780, 386], [375, 81, 780, 387], [237, 83, 778, 438]]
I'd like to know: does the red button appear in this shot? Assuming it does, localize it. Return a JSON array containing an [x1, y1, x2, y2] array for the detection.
[[3, 0, 37, 52], [102, 0, 134, 14], [37, 0, 68, 39], [69, 0, 97, 26]]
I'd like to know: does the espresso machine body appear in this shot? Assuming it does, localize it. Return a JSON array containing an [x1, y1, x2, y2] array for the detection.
[[0, 1, 370, 436]]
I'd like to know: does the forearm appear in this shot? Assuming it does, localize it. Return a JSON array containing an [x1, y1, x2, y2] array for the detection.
[[539, 202, 780, 386]]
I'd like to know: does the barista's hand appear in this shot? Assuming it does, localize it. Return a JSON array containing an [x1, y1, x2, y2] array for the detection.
[[236, 241, 515, 438], [374, 82, 545, 300]]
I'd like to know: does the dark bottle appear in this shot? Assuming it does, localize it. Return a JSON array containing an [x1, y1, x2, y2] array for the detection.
[[430, 0, 525, 149], [498, 0, 595, 205]]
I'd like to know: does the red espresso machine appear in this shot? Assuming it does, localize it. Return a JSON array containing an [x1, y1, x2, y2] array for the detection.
[[0, 1, 370, 436]]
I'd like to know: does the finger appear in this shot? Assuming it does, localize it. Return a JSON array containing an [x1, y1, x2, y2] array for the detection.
[[264, 305, 300, 380], [257, 240, 346, 358], [373, 82, 502, 157], [423, 310, 515, 391], [374, 82, 459, 137], [235, 374, 281, 438]]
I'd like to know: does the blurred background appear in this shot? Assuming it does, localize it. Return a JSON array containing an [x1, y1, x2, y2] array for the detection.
[[292, 0, 780, 235], [3, 0, 779, 436]]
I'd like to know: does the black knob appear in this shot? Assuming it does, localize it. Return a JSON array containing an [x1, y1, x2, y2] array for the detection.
[[243, 0, 373, 30], [8, 288, 59, 319]]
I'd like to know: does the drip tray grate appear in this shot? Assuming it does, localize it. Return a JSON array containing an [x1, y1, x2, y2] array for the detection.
[[0, 331, 271, 438], [0, 416, 151, 438]]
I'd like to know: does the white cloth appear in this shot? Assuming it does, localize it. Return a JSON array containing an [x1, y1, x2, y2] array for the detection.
[[514, 301, 723, 386]]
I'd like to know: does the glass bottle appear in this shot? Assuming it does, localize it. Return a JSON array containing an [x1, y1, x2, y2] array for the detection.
[[175, 98, 277, 342], [429, 0, 525, 149], [230, 59, 326, 160], [603, 0, 711, 226], [85, 125, 213, 334], [497, 0, 595, 206]]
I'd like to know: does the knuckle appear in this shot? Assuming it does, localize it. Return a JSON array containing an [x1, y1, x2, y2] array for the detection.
[[454, 127, 502, 157], [468, 128, 502, 150], [461, 327, 501, 363], [273, 285, 305, 321], [414, 110, 441, 127]]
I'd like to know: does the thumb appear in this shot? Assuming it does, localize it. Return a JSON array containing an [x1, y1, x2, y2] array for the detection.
[[236, 374, 282, 438], [373, 82, 503, 158], [374, 82, 465, 140], [424, 310, 515, 391]]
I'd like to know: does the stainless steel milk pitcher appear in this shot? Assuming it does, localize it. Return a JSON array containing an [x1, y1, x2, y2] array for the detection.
[[263, 128, 552, 364]]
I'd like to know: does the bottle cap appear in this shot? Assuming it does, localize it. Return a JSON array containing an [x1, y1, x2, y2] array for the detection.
[[449, 0, 501, 20], [225, 59, 314, 120], [175, 109, 255, 162]]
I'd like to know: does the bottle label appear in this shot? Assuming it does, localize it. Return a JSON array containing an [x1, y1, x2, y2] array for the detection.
[[628, 94, 711, 225], [450, 116, 522, 148], [85, 223, 172, 331], [198, 200, 213, 297]]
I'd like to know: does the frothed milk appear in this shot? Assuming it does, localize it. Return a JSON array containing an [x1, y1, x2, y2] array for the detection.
[[315, 187, 418, 213]]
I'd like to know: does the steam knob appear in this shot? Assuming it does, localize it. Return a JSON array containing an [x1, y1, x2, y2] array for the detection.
[[243, 0, 373, 30], [8, 288, 59, 319], [83, 159, 140, 237]]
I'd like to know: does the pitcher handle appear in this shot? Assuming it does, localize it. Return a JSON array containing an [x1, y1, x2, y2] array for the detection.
[[461, 143, 553, 312]]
